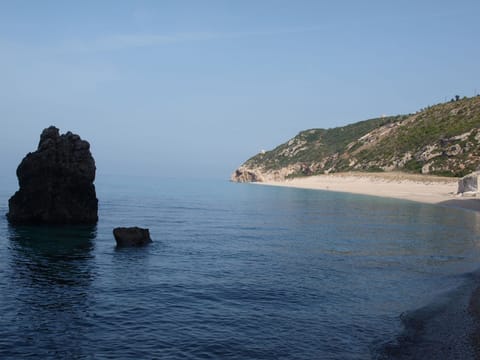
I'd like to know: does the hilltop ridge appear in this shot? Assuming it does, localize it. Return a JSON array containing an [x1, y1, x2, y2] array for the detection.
[[232, 96, 480, 182]]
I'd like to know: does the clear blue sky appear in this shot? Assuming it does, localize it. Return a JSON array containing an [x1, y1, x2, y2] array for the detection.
[[1, 0, 479, 181]]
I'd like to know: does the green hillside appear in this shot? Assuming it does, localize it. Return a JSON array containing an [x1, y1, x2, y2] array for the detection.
[[232, 96, 480, 181]]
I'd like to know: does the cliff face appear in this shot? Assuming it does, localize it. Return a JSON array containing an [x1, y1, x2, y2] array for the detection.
[[232, 96, 480, 182], [7, 126, 98, 225]]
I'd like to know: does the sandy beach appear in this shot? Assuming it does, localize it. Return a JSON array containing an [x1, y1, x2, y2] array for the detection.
[[260, 172, 480, 212]]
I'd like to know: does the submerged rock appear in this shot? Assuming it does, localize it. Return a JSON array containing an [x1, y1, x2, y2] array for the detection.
[[113, 227, 152, 247], [7, 126, 98, 225]]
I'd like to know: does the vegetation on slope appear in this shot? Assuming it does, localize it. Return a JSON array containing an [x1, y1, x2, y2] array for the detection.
[[237, 96, 480, 179]]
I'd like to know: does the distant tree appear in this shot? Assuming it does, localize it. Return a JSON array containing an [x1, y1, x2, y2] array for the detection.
[[455, 95, 460, 101]]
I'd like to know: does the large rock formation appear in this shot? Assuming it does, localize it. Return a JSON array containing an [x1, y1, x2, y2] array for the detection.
[[113, 227, 152, 247], [7, 126, 98, 225]]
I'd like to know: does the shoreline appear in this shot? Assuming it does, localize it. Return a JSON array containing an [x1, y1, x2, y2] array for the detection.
[[256, 172, 480, 212], [379, 273, 479, 359], [257, 172, 480, 358]]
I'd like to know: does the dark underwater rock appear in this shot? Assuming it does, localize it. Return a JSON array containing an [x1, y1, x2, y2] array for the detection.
[[7, 126, 98, 225], [113, 227, 152, 247]]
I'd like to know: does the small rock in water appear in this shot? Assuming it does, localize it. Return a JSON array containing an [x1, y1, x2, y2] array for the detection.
[[113, 227, 152, 247]]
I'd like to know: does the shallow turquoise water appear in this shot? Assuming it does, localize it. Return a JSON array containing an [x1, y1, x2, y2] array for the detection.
[[1, 176, 480, 359]]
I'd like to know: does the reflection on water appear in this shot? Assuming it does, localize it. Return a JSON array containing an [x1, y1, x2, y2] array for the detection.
[[1, 180, 480, 359], [8, 225, 96, 286], [1, 225, 97, 358]]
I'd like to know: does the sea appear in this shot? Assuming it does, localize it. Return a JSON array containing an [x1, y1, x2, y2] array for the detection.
[[1, 175, 480, 359]]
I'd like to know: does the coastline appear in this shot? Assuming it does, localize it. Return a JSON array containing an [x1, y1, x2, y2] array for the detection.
[[257, 172, 480, 212], [256, 171, 480, 359], [378, 272, 480, 359]]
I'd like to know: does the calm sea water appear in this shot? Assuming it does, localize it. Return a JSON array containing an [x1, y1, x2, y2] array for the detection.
[[1, 176, 480, 359]]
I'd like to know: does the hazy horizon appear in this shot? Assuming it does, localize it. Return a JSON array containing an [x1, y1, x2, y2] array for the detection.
[[1, 0, 479, 182]]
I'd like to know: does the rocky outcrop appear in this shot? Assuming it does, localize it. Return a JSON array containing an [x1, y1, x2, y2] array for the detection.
[[113, 227, 152, 247], [7, 126, 98, 225], [230, 164, 303, 183], [457, 171, 479, 195], [230, 167, 265, 183]]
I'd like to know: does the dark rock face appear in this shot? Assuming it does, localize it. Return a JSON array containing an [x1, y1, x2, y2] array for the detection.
[[7, 126, 98, 225], [113, 227, 152, 247]]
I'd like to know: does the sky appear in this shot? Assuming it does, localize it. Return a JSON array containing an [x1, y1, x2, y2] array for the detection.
[[1, 0, 479, 181]]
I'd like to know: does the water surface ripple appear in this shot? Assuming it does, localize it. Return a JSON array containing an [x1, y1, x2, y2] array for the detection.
[[1, 178, 480, 359]]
